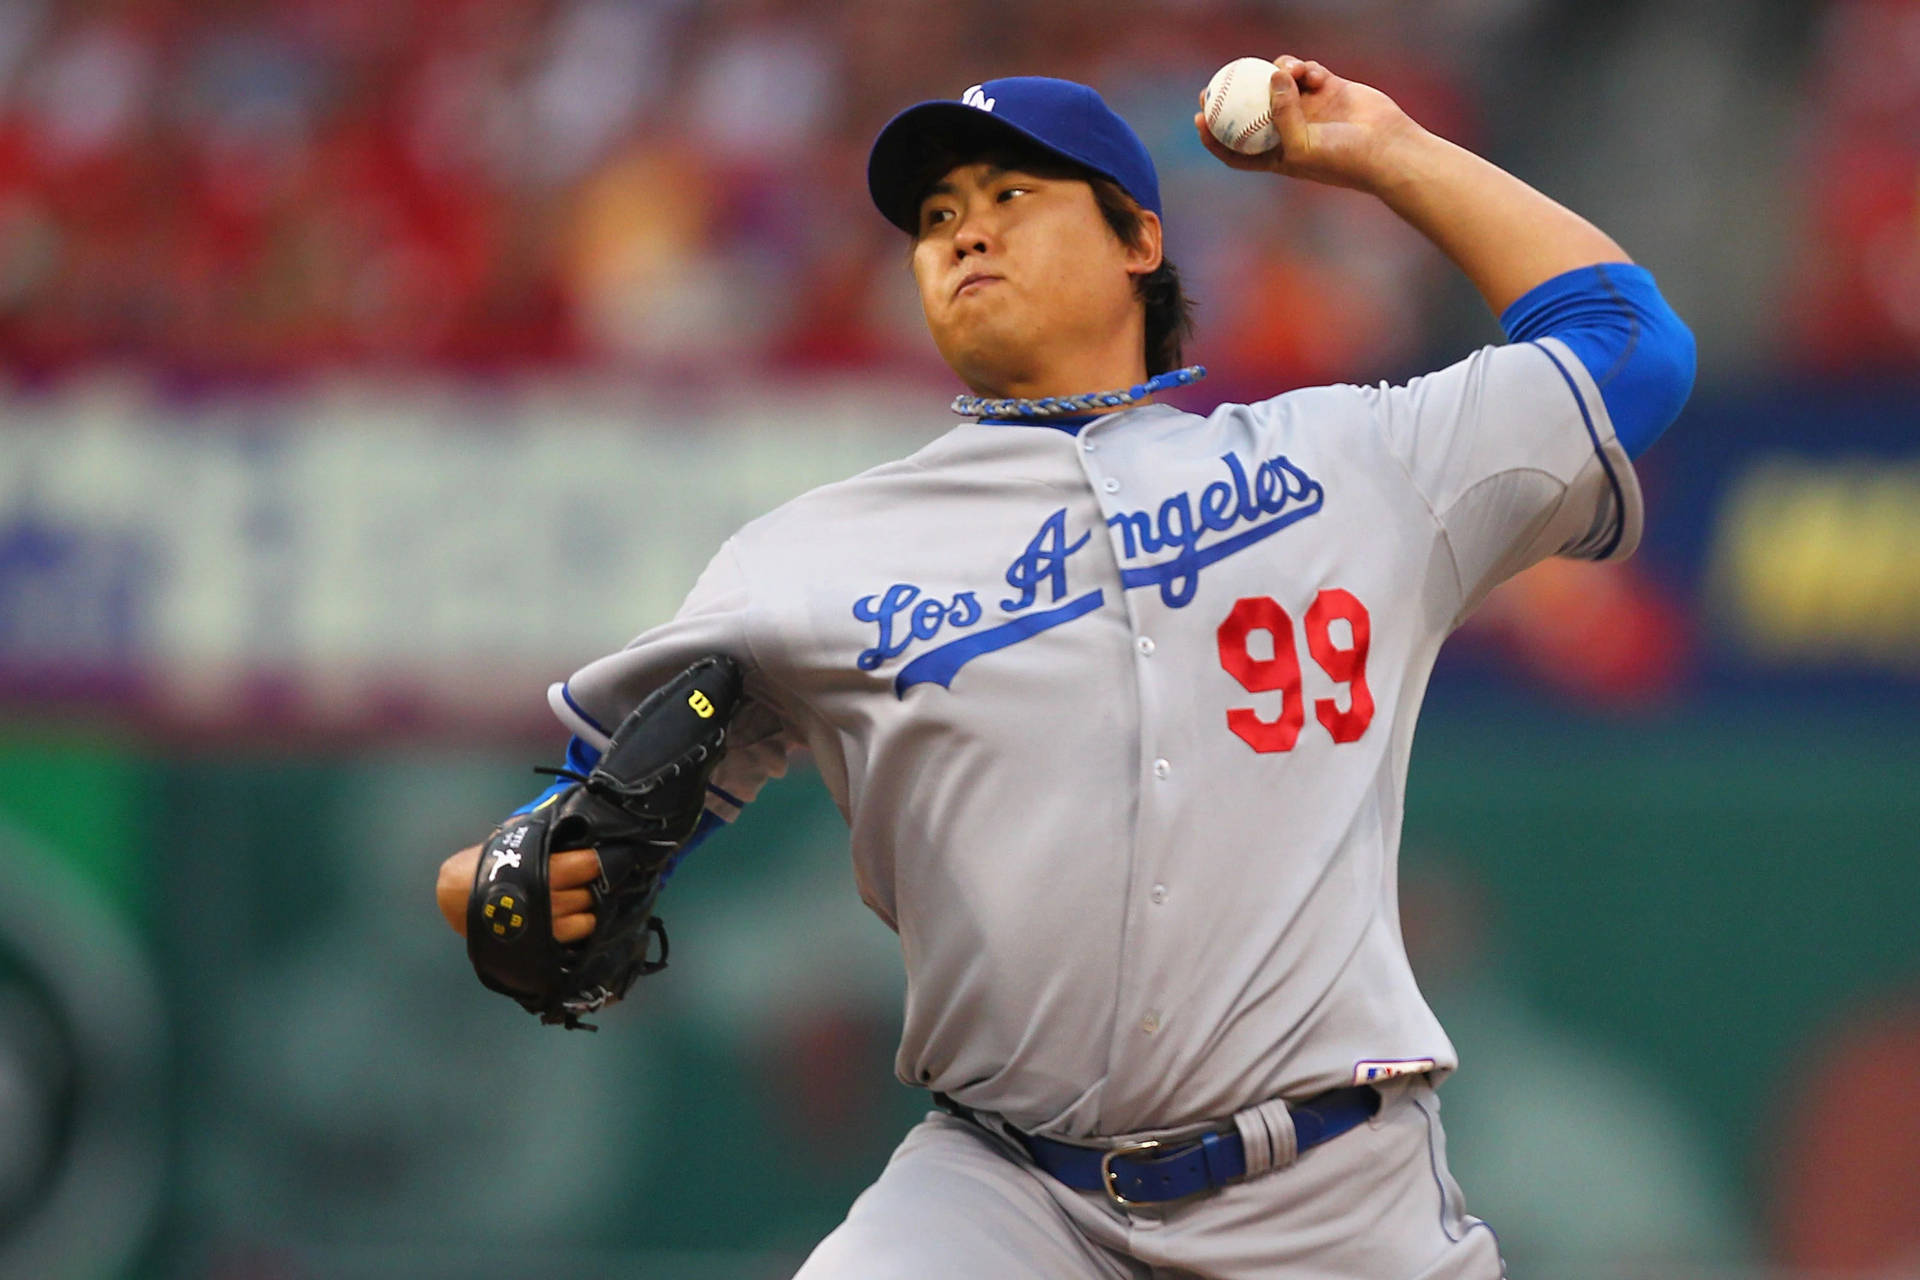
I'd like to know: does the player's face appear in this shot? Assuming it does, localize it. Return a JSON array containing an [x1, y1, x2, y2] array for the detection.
[[911, 162, 1160, 394]]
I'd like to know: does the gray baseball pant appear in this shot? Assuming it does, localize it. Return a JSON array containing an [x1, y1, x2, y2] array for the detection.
[[795, 1080, 1504, 1279]]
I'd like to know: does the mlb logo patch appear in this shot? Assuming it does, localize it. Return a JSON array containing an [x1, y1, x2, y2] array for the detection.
[[1353, 1058, 1436, 1085]]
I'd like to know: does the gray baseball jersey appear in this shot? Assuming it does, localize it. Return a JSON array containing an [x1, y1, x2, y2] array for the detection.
[[551, 336, 1639, 1140]]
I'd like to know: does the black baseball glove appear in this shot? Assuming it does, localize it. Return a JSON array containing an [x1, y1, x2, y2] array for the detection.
[[466, 654, 745, 1029]]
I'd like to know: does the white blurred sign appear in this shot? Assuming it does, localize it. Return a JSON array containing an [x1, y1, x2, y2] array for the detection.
[[0, 375, 937, 730]]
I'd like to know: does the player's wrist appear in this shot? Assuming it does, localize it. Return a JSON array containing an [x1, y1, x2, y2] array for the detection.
[[1352, 118, 1448, 202]]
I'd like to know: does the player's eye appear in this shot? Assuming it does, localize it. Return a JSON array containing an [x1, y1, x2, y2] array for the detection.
[[920, 206, 955, 231], [996, 185, 1031, 202]]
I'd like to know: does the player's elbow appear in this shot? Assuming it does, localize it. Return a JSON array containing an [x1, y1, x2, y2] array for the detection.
[[1647, 303, 1697, 420], [1613, 303, 1696, 459], [1508, 263, 1697, 460]]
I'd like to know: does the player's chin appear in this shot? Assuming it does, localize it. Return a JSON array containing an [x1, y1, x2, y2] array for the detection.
[[931, 317, 1030, 383]]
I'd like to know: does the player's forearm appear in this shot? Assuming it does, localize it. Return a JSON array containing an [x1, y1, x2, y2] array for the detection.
[[1368, 127, 1629, 317]]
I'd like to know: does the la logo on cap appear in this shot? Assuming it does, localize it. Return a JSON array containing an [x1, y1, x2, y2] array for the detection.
[[962, 84, 995, 112]]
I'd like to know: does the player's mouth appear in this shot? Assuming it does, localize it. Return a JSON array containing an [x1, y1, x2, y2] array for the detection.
[[953, 272, 1003, 299]]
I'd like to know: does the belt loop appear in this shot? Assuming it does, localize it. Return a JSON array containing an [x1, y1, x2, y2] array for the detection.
[[1231, 1097, 1297, 1177]]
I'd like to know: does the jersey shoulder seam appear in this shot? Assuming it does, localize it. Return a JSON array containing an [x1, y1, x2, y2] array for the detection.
[[1522, 337, 1630, 561], [1356, 383, 1469, 615], [722, 430, 973, 545], [718, 533, 836, 736]]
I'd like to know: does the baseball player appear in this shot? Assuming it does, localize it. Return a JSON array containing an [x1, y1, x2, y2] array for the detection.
[[437, 57, 1693, 1277]]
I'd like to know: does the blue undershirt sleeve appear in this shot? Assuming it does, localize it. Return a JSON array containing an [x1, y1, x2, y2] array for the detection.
[[509, 734, 726, 880], [510, 734, 604, 816], [660, 810, 726, 884], [1499, 262, 1696, 460]]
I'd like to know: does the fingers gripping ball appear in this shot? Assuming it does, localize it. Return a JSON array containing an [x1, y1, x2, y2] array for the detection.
[[465, 654, 746, 1029], [1204, 57, 1282, 155]]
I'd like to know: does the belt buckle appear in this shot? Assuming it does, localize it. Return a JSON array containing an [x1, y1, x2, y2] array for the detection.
[[1099, 1137, 1213, 1211], [1099, 1137, 1160, 1209]]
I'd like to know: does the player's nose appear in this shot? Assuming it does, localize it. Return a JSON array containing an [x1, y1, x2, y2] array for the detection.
[[952, 230, 991, 261], [948, 198, 997, 259]]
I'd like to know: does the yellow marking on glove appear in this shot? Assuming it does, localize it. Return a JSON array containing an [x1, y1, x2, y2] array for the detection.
[[689, 690, 715, 718]]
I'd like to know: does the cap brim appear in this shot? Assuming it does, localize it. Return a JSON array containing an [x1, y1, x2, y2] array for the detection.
[[867, 101, 1091, 233]]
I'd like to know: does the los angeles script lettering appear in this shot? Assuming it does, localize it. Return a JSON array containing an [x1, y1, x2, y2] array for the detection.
[[1109, 452, 1323, 608], [851, 450, 1323, 672], [854, 508, 1085, 669]]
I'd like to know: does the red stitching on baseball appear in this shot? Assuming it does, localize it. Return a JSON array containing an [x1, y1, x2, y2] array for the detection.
[[1233, 110, 1272, 150], [1207, 65, 1234, 129]]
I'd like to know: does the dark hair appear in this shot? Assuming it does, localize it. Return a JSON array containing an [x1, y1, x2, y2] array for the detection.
[[1084, 175, 1194, 377], [903, 137, 1196, 377]]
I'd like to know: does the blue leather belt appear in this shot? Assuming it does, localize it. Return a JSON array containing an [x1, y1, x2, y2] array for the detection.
[[935, 1084, 1380, 1209]]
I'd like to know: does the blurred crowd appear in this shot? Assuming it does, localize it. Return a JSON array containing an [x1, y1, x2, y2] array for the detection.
[[1787, 0, 1920, 375], [0, 0, 1486, 390], [0, 0, 1907, 388]]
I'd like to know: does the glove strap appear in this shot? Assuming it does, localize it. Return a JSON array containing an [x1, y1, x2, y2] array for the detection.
[[465, 811, 560, 1012]]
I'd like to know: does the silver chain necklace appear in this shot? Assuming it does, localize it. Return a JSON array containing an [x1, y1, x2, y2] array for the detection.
[[951, 365, 1206, 420]]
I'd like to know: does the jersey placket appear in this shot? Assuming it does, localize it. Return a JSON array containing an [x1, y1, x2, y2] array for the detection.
[[1074, 414, 1182, 1131]]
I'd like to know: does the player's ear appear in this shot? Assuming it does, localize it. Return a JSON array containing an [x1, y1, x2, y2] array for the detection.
[[1124, 209, 1164, 279]]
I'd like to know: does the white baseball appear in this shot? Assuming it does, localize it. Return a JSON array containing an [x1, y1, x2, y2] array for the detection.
[[1203, 57, 1281, 156]]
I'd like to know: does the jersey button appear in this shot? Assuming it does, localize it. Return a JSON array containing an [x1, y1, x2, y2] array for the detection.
[[1150, 883, 1168, 904], [1152, 758, 1171, 780], [1140, 1012, 1161, 1035], [1135, 636, 1155, 656], [1081, 438, 1097, 452], [1101, 477, 1121, 493]]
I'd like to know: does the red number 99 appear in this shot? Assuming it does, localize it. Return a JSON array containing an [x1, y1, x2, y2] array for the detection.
[[1215, 589, 1374, 754]]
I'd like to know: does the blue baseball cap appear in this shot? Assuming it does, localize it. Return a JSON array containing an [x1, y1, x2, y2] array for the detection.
[[867, 77, 1161, 233]]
